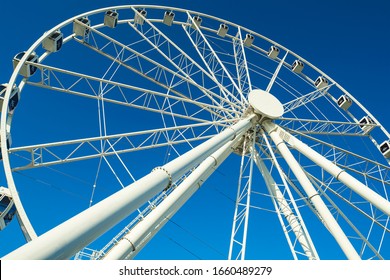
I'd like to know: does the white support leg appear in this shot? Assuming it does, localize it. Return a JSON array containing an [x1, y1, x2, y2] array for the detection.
[[275, 125, 390, 217], [228, 129, 256, 260], [3, 115, 255, 260], [103, 136, 240, 260], [262, 120, 361, 260], [252, 149, 319, 260]]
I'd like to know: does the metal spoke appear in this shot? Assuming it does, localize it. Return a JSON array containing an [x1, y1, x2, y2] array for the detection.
[[10, 121, 232, 171], [279, 117, 378, 136], [283, 83, 334, 114], [233, 27, 252, 95], [266, 51, 288, 93], [26, 62, 226, 124], [70, 21, 240, 116], [127, 7, 241, 113], [183, 12, 246, 105]]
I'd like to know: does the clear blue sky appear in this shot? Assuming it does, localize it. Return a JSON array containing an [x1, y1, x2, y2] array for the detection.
[[0, 0, 389, 260]]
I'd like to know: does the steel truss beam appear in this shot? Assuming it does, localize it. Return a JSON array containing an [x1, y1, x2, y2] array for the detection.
[[279, 117, 378, 136], [183, 12, 246, 106], [126, 7, 241, 113], [26, 61, 230, 123], [70, 22, 239, 116], [233, 27, 252, 95], [228, 129, 256, 260], [10, 120, 233, 171], [283, 83, 334, 114]]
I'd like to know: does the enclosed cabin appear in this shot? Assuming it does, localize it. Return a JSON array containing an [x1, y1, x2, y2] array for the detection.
[[337, 95, 352, 110], [244, 34, 254, 47], [134, 9, 147, 25], [314, 76, 329, 90], [73, 17, 91, 38], [359, 116, 375, 134], [191, 15, 202, 29], [104, 10, 119, 28], [292, 60, 304, 73], [0, 83, 20, 114], [163, 11, 175, 26], [217, 23, 229, 37], [42, 30, 63, 52], [0, 129, 12, 160], [13, 51, 38, 77], [380, 140, 390, 158], [267, 46, 280, 59], [0, 187, 16, 230]]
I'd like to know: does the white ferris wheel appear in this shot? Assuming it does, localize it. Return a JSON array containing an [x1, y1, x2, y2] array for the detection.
[[1, 5, 390, 260]]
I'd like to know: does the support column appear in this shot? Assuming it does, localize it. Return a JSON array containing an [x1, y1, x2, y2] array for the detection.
[[262, 120, 360, 260], [228, 129, 256, 260], [103, 136, 240, 260], [278, 127, 390, 217], [253, 149, 319, 260], [3, 115, 255, 260]]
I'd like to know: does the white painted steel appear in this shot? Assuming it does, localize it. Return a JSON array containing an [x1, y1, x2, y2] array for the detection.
[[127, 7, 243, 111], [180, 20, 243, 107], [277, 126, 390, 217], [26, 60, 233, 118], [228, 130, 257, 260], [248, 89, 284, 119], [241, 134, 255, 260], [266, 51, 288, 93], [10, 121, 232, 171], [3, 115, 254, 259], [233, 27, 252, 93], [103, 136, 240, 260], [185, 12, 246, 104], [1, 4, 389, 260], [262, 120, 361, 260], [69, 21, 239, 115], [253, 149, 318, 260]]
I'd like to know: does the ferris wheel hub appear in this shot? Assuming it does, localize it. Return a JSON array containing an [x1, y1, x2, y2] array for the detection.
[[248, 89, 284, 120]]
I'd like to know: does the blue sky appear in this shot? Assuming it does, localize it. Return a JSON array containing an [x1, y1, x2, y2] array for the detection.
[[0, 0, 390, 260]]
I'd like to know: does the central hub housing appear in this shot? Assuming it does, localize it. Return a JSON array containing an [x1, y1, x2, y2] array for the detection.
[[233, 89, 284, 155], [248, 89, 284, 120]]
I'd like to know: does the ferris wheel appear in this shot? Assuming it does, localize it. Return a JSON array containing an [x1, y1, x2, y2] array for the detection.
[[1, 5, 390, 260]]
